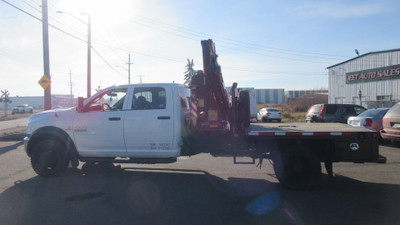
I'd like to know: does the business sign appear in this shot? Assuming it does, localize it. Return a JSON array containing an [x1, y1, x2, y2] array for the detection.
[[346, 64, 400, 84]]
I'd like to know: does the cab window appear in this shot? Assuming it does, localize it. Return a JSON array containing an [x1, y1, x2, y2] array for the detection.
[[132, 87, 166, 110], [86, 88, 127, 112]]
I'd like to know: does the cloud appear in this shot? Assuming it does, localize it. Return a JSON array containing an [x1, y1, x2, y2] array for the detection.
[[292, 2, 388, 19]]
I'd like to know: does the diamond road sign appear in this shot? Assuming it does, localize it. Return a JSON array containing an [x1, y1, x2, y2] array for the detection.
[[38, 75, 51, 90]]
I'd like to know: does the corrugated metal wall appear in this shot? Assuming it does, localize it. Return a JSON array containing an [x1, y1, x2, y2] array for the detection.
[[255, 89, 285, 104], [328, 50, 400, 108]]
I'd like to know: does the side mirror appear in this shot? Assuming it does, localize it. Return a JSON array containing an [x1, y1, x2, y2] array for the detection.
[[77, 97, 85, 113]]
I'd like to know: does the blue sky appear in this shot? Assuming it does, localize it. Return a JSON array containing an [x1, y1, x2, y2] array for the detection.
[[1, 0, 400, 97]]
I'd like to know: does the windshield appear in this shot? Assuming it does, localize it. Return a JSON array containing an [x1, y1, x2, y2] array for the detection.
[[86, 88, 127, 111]]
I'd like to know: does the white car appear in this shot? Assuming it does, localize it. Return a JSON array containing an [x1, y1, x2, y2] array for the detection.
[[12, 104, 33, 114], [257, 108, 282, 122]]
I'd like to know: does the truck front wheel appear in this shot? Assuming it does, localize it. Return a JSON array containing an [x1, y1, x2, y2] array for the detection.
[[273, 148, 321, 190], [31, 139, 69, 177]]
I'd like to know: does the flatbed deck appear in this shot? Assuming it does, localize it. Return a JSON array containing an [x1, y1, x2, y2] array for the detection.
[[246, 122, 375, 136]]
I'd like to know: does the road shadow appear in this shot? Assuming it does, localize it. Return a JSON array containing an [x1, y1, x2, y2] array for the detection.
[[0, 163, 399, 225], [0, 141, 23, 156]]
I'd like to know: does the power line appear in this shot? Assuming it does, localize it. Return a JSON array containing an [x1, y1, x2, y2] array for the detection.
[[119, 14, 343, 64], [21, 0, 40, 14], [91, 47, 127, 78], [122, 12, 350, 59], [1, 0, 126, 80], [223, 66, 325, 76], [1, 0, 86, 43], [1, 0, 332, 79]]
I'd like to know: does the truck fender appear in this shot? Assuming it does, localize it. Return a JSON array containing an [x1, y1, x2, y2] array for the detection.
[[27, 126, 79, 168]]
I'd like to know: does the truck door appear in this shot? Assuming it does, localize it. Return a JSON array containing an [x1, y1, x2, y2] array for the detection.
[[73, 87, 128, 157], [124, 85, 175, 157]]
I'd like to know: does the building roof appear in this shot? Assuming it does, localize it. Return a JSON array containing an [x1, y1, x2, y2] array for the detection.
[[327, 48, 400, 69]]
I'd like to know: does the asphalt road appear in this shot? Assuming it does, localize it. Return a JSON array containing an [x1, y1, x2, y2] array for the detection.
[[0, 141, 399, 225]]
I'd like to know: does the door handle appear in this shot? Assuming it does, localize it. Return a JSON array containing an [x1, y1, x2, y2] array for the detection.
[[157, 116, 170, 120], [109, 117, 121, 121]]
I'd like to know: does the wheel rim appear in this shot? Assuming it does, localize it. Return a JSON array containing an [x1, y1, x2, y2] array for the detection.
[[38, 149, 58, 169], [286, 158, 311, 181]]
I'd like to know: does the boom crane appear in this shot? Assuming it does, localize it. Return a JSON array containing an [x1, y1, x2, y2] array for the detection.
[[190, 39, 250, 133]]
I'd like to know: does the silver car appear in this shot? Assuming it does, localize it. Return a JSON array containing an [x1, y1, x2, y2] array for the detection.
[[347, 108, 389, 132], [257, 108, 282, 122]]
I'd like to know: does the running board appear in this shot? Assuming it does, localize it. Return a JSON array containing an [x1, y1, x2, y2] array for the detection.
[[80, 157, 177, 164]]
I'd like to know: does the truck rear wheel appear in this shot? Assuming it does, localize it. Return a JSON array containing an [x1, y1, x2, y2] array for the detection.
[[31, 139, 69, 177], [273, 147, 321, 190], [239, 90, 250, 128]]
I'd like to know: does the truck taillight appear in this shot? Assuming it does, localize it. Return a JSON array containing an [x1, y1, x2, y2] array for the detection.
[[364, 118, 372, 127]]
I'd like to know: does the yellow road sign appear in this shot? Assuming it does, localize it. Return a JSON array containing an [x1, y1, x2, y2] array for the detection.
[[38, 75, 51, 90]]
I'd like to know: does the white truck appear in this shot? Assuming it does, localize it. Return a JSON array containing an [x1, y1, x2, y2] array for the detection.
[[12, 104, 33, 114], [24, 40, 385, 189]]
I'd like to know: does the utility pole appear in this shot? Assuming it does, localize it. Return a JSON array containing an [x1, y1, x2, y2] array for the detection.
[[68, 69, 74, 106], [56, 11, 91, 98], [42, 0, 51, 110], [137, 75, 144, 84], [85, 14, 92, 98], [126, 53, 133, 84]]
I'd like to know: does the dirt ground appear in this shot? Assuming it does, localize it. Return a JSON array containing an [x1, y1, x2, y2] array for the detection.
[[0, 112, 31, 140]]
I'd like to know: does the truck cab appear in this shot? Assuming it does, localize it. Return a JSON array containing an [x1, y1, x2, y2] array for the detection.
[[24, 83, 190, 176]]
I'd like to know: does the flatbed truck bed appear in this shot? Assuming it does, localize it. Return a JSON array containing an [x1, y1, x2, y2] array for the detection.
[[246, 122, 375, 136]]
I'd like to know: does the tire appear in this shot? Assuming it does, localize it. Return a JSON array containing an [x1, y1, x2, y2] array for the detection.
[[273, 147, 321, 190], [262, 117, 267, 122], [238, 90, 250, 128], [277, 119, 281, 122], [31, 139, 69, 177]]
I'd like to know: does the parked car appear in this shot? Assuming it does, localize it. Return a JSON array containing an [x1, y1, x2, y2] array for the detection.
[[347, 108, 389, 137], [257, 108, 282, 122], [306, 104, 366, 123], [11, 104, 33, 114], [380, 102, 400, 143]]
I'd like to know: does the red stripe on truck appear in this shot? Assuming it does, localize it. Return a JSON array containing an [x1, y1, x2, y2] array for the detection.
[[246, 131, 354, 137]]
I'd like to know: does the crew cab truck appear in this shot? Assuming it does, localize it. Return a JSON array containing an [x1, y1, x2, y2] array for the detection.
[[24, 40, 385, 190]]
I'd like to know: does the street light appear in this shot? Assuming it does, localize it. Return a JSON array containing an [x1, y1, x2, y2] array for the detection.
[[56, 11, 91, 98]]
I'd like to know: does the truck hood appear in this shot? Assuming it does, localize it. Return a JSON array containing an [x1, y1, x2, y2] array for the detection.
[[26, 107, 77, 135]]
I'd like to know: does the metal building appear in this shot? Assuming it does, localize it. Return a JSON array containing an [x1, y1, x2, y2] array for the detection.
[[327, 49, 400, 108], [286, 89, 328, 100], [255, 89, 285, 104]]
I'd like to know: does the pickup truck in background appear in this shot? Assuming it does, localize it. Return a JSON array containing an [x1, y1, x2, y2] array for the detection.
[[23, 40, 386, 190], [12, 104, 33, 114]]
